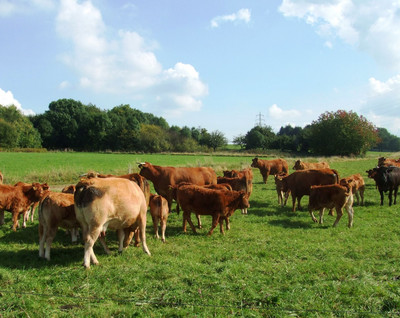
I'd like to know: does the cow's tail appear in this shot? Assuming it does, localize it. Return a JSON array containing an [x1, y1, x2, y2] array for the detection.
[[332, 169, 340, 184]]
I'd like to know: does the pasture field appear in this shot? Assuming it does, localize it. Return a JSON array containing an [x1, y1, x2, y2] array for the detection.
[[0, 152, 399, 317]]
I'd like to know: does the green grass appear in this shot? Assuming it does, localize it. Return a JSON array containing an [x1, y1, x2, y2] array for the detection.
[[0, 152, 400, 317]]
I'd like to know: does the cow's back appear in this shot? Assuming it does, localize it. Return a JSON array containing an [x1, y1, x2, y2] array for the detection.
[[287, 169, 339, 196]]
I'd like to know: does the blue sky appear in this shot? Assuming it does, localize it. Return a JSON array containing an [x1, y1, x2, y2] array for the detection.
[[1, 0, 400, 142]]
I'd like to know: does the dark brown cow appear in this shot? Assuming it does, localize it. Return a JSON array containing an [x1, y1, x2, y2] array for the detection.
[[309, 184, 354, 228], [377, 157, 400, 167], [176, 184, 249, 236], [74, 177, 150, 268], [280, 168, 340, 212], [293, 160, 330, 170], [217, 175, 251, 214], [0, 182, 49, 231], [339, 174, 365, 206], [251, 158, 288, 184], [138, 162, 217, 210], [38, 192, 80, 260], [149, 194, 169, 242]]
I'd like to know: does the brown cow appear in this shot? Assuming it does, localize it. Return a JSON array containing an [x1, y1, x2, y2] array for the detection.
[[74, 177, 150, 268], [339, 174, 365, 206], [309, 184, 354, 228], [251, 158, 288, 184], [293, 160, 330, 170], [280, 168, 339, 212], [217, 175, 251, 214], [274, 172, 290, 206], [377, 157, 400, 167], [0, 182, 48, 231], [149, 194, 169, 242], [38, 192, 80, 260], [176, 184, 249, 236], [138, 162, 217, 210]]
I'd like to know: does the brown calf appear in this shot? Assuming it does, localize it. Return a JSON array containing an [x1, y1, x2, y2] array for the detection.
[[149, 194, 169, 242]]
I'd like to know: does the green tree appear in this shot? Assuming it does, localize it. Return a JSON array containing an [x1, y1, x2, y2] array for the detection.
[[307, 110, 378, 156], [139, 124, 171, 152], [208, 130, 228, 151], [0, 105, 42, 148], [375, 128, 400, 151], [233, 134, 246, 149], [244, 126, 275, 150]]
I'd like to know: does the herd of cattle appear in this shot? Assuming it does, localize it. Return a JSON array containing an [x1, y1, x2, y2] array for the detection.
[[0, 156, 399, 268]]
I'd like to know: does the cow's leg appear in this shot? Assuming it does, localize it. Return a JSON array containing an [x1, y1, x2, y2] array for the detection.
[[196, 214, 202, 229], [394, 186, 398, 205], [138, 215, 151, 256], [98, 232, 111, 255], [83, 227, 102, 268], [12, 212, 20, 231], [152, 216, 159, 239], [309, 209, 318, 223], [70, 228, 79, 243], [297, 196, 303, 211], [0, 210, 4, 225], [333, 207, 343, 227], [208, 215, 220, 236], [359, 188, 365, 206], [160, 216, 167, 243], [23, 210, 29, 228], [117, 229, 125, 254], [225, 217, 230, 230], [346, 206, 354, 228], [44, 227, 57, 260], [291, 194, 297, 212], [389, 190, 393, 206], [380, 190, 384, 206], [355, 191, 360, 206], [263, 172, 270, 184], [318, 208, 325, 224], [38, 223, 46, 258], [184, 211, 197, 234], [219, 218, 224, 234]]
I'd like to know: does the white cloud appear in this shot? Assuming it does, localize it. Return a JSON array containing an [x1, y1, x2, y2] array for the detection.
[[0, 88, 35, 115], [266, 104, 314, 131], [0, 0, 54, 16], [211, 8, 251, 28], [56, 0, 207, 116], [279, 0, 400, 71]]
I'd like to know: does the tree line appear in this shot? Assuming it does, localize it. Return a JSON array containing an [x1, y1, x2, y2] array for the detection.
[[1, 99, 399, 155]]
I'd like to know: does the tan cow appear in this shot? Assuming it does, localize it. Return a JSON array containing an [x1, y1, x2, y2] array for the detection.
[[38, 192, 80, 260], [293, 160, 330, 170], [339, 174, 365, 206], [274, 172, 289, 206], [308, 184, 354, 228], [74, 177, 150, 268], [149, 194, 169, 242]]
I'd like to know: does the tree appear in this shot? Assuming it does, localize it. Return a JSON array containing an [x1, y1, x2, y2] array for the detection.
[[306, 110, 378, 156], [233, 134, 246, 149], [0, 105, 42, 148], [244, 126, 275, 150], [208, 130, 228, 151], [375, 128, 400, 152], [139, 124, 171, 152]]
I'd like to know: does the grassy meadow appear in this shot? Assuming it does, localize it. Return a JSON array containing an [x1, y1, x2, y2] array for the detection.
[[0, 151, 399, 317]]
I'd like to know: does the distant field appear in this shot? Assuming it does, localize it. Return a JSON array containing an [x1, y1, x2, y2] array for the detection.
[[0, 151, 399, 317]]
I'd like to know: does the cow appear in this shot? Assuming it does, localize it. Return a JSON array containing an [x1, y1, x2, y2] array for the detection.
[[176, 184, 249, 236], [0, 182, 49, 231], [169, 182, 233, 229], [251, 158, 289, 184], [15, 181, 50, 226], [83, 172, 151, 206], [62, 184, 76, 194], [293, 160, 330, 170], [217, 175, 251, 214], [308, 184, 354, 228], [149, 194, 169, 242], [274, 172, 290, 207], [339, 174, 365, 206], [38, 192, 80, 260], [377, 157, 400, 167], [138, 162, 217, 210], [368, 166, 400, 206], [280, 168, 340, 212], [74, 177, 150, 268]]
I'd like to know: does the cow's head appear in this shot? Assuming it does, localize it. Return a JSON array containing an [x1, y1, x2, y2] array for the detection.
[[293, 160, 303, 170], [251, 158, 259, 168]]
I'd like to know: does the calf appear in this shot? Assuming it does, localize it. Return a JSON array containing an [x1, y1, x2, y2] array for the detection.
[[339, 174, 365, 206], [368, 166, 400, 206], [149, 194, 169, 242], [74, 177, 150, 268], [309, 184, 354, 228], [0, 182, 48, 231], [176, 184, 249, 236], [38, 192, 80, 260], [274, 173, 290, 207], [217, 175, 251, 214]]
